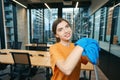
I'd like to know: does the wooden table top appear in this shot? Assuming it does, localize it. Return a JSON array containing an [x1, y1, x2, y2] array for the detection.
[[25, 43, 52, 47], [0, 49, 94, 70], [81, 62, 94, 70], [0, 49, 51, 67]]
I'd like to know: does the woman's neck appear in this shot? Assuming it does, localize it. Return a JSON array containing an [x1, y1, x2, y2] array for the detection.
[[60, 40, 70, 47]]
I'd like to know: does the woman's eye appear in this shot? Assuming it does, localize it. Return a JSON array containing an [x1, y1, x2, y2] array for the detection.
[[66, 25, 69, 28], [58, 28, 62, 32]]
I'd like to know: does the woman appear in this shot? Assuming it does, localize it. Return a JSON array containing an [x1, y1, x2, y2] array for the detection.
[[49, 18, 88, 80]]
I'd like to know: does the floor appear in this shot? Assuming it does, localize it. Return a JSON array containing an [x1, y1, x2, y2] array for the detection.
[[0, 65, 108, 80], [80, 66, 108, 80]]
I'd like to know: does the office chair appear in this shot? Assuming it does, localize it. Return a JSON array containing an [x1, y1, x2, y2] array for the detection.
[[0, 52, 10, 80], [7, 42, 13, 49], [0, 63, 9, 80], [10, 52, 32, 80], [12, 42, 22, 49], [36, 43, 48, 51]]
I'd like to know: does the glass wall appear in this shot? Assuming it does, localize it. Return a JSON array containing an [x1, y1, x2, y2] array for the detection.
[[94, 9, 101, 41], [99, 7, 110, 52], [90, 5, 120, 58], [3, 0, 15, 49], [31, 9, 44, 43], [30, 7, 90, 44], [89, 15, 94, 38], [30, 8, 58, 44], [44, 8, 58, 43], [110, 6, 120, 57]]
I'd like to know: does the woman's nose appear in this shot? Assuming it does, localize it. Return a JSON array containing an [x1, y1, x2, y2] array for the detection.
[[63, 28, 68, 33]]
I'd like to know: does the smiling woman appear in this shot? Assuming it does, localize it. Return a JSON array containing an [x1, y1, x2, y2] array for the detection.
[[50, 18, 89, 80]]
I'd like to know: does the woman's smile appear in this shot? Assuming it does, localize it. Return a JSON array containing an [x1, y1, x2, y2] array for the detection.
[[64, 32, 71, 38]]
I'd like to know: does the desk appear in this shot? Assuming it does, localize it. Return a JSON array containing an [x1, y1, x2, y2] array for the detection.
[[25, 43, 52, 47], [0, 49, 51, 67], [0, 49, 51, 80], [0, 49, 94, 80], [81, 62, 94, 70], [25, 43, 52, 50], [81, 62, 94, 80]]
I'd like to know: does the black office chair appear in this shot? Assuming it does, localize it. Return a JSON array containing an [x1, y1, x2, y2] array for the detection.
[[0, 51, 10, 80], [12, 42, 22, 49], [36, 43, 48, 51], [0, 63, 9, 80], [10, 52, 32, 80], [7, 42, 13, 49]]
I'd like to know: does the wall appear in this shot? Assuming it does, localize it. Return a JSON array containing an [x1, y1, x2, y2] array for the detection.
[[99, 49, 120, 80], [17, 5, 28, 49]]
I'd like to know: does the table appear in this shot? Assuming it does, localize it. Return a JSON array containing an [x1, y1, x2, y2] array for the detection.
[[0, 49, 51, 80], [25, 43, 52, 50], [0, 49, 94, 80], [0, 49, 50, 67], [25, 43, 52, 47], [81, 62, 94, 80]]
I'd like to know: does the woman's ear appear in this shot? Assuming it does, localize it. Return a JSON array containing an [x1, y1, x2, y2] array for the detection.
[[55, 34, 59, 38]]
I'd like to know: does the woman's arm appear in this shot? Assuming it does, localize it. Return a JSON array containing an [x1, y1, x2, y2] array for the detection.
[[56, 46, 83, 75]]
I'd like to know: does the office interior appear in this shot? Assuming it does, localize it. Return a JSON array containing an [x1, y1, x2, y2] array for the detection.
[[0, 0, 120, 80]]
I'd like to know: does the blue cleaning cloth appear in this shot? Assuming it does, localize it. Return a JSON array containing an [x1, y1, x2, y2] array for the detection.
[[75, 38, 100, 64], [75, 37, 88, 48]]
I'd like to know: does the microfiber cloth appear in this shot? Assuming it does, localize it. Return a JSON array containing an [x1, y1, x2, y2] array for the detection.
[[75, 38, 100, 64]]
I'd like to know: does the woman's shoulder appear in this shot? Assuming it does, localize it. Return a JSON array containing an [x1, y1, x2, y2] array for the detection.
[[50, 43, 60, 48], [70, 42, 74, 45], [50, 42, 74, 49]]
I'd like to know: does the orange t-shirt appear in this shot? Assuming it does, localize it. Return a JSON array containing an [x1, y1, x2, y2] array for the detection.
[[50, 42, 88, 80]]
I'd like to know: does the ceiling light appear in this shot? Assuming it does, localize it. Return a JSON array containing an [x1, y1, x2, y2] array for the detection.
[[75, 2, 79, 8], [12, 0, 27, 8], [44, 3, 51, 11], [113, 2, 120, 8]]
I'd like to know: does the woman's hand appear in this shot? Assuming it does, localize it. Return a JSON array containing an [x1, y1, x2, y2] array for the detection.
[[75, 38, 100, 64]]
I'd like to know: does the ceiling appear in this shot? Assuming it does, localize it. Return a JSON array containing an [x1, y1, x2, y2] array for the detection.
[[15, 0, 91, 9]]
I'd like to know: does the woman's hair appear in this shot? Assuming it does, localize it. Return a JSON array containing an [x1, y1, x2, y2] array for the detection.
[[52, 18, 71, 42]]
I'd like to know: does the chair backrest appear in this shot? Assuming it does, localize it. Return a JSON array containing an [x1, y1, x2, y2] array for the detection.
[[36, 43, 48, 51], [7, 42, 13, 49], [12, 42, 22, 49], [32, 38, 39, 44], [10, 52, 31, 66]]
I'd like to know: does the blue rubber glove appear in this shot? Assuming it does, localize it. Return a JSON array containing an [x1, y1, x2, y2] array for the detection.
[[84, 43, 100, 64], [75, 37, 98, 48], [75, 38, 89, 48], [75, 38, 100, 64]]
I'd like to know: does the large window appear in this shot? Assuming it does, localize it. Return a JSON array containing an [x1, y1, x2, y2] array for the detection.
[[89, 15, 94, 38], [31, 9, 44, 43], [30, 7, 90, 43], [31, 8, 58, 43], [4, 0, 15, 49], [97, 5, 120, 57], [110, 6, 120, 57], [94, 9, 101, 41], [98, 7, 110, 51], [44, 8, 58, 43]]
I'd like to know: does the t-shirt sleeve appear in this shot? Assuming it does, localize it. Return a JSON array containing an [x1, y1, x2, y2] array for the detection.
[[49, 45, 64, 74]]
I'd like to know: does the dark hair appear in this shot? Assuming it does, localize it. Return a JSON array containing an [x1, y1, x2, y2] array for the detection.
[[52, 18, 71, 42]]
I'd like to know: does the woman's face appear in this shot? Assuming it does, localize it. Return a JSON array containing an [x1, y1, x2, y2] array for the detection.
[[55, 21, 72, 42]]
